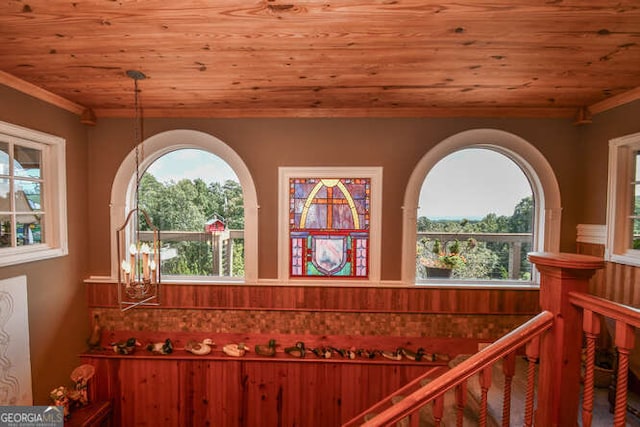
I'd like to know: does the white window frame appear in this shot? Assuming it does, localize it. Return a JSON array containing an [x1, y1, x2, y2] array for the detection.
[[606, 131, 640, 266], [402, 128, 561, 286], [109, 129, 258, 283], [277, 167, 383, 284], [0, 120, 68, 267]]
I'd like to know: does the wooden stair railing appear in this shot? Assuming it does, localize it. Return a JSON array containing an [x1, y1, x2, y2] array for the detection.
[[341, 365, 448, 427], [570, 292, 640, 427], [343, 252, 605, 427], [342, 310, 554, 427]]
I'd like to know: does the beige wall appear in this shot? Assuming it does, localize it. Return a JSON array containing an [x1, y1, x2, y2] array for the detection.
[[0, 86, 90, 404], [580, 100, 640, 224], [88, 117, 582, 279]]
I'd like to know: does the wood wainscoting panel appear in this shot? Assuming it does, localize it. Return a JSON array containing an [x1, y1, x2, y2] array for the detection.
[[577, 241, 639, 308], [119, 359, 181, 426], [81, 353, 445, 427], [85, 281, 540, 314]]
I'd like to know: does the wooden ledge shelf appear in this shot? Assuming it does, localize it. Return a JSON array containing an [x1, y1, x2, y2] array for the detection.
[[94, 330, 482, 362]]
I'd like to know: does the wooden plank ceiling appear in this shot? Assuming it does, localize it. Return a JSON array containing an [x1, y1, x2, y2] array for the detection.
[[1, 0, 639, 119]]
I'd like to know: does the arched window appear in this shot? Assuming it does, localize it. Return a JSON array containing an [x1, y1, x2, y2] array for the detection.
[[417, 148, 534, 281], [110, 129, 258, 283], [139, 149, 244, 279], [402, 129, 561, 285]]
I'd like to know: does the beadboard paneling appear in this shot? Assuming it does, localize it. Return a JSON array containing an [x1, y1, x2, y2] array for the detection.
[[578, 242, 639, 308]]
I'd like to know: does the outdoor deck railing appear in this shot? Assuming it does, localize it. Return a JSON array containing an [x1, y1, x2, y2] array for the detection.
[[140, 229, 244, 276], [142, 230, 532, 280], [417, 231, 532, 280]]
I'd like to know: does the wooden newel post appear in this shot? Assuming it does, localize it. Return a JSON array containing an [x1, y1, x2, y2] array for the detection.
[[527, 252, 604, 427]]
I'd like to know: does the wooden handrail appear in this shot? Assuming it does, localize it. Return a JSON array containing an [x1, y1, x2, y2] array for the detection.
[[341, 366, 447, 427], [569, 291, 640, 329], [355, 310, 554, 426], [571, 290, 640, 427]]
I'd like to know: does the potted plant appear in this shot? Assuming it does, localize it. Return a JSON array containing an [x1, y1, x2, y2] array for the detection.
[[419, 238, 476, 278]]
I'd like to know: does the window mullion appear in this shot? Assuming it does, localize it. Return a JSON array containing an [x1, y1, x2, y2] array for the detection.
[[0, 120, 67, 264]]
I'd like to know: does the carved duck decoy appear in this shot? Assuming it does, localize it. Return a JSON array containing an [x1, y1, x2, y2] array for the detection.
[[381, 348, 403, 361], [354, 349, 377, 359], [111, 337, 140, 355], [310, 347, 333, 359], [331, 347, 346, 358], [255, 339, 277, 357], [147, 338, 173, 355], [284, 341, 306, 358], [86, 314, 102, 350], [345, 347, 357, 360], [400, 347, 426, 361], [185, 338, 215, 356], [222, 343, 248, 357]]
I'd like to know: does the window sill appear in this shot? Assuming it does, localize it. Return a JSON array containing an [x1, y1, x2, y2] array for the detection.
[[608, 253, 640, 268], [416, 280, 539, 290], [85, 276, 539, 290], [0, 246, 68, 267], [85, 276, 246, 285]]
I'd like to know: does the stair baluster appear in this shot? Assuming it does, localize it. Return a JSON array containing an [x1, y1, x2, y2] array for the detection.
[[433, 394, 444, 427], [523, 336, 540, 427], [582, 309, 601, 427], [501, 352, 516, 427], [455, 382, 467, 427], [613, 321, 635, 427], [479, 366, 493, 427]]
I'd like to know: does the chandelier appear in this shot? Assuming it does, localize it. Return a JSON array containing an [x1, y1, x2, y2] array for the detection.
[[116, 70, 160, 311]]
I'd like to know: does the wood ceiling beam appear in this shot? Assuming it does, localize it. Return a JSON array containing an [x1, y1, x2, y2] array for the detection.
[[2, 71, 638, 119], [589, 87, 640, 115], [0, 70, 85, 116], [94, 106, 575, 119]]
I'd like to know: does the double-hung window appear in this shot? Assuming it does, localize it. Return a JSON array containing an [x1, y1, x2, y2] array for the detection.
[[0, 121, 67, 266], [607, 131, 640, 265]]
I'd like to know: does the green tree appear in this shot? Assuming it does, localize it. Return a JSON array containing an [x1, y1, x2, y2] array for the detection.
[[139, 172, 245, 276], [510, 196, 533, 233]]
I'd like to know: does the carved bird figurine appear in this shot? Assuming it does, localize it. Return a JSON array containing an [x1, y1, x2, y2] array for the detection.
[[356, 349, 378, 359], [310, 347, 333, 359], [147, 338, 173, 355], [254, 339, 277, 357], [345, 347, 357, 360], [111, 337, 140, 355], [222, 343, 248, 357], [381, 348, 403, 361], [330, 347, 346, 358], [284, 341, 306, 358], [185, 338, 215, 356], [400, 347, 427, 361], [86, 314, 102, 350]]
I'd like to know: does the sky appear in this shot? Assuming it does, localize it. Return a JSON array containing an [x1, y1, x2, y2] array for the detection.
[[145, 149, 238, 185], [418, 149, 532, 219], [145, 148, 532, 221]]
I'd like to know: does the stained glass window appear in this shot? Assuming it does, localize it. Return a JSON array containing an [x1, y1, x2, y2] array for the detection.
[[289, 178, 370, 278]]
